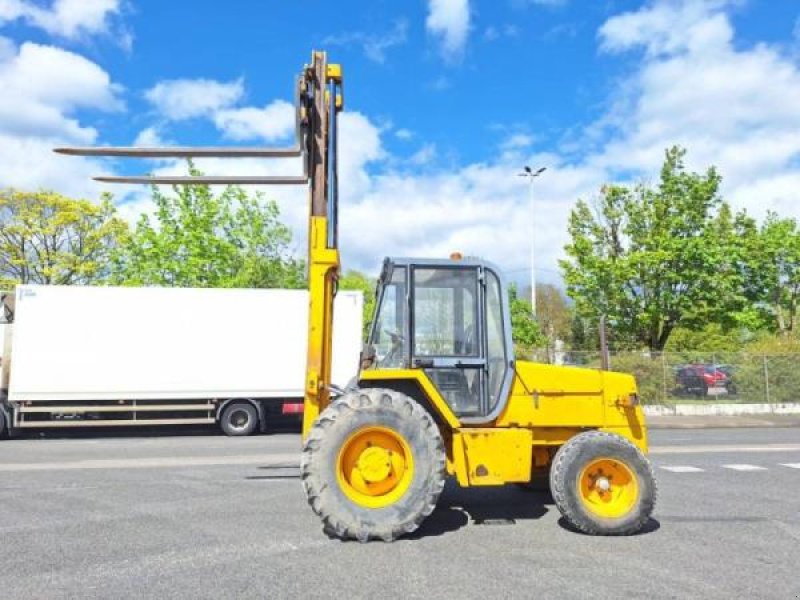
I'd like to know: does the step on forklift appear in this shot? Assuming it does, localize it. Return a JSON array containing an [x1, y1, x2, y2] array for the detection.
[[58, 50, 656, 542]]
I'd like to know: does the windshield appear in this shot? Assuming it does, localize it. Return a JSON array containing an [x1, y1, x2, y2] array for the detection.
[[368, 265, 408, 368]]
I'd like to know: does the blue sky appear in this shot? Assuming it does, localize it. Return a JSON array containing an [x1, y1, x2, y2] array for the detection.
[[1, 0, 799, 286]]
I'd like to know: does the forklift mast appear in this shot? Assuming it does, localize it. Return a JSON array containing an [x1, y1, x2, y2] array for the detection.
[[54, 51, 344, 437]]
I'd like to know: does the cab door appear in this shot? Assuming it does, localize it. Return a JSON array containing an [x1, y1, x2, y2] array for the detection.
[[410, 265, 488, 417]]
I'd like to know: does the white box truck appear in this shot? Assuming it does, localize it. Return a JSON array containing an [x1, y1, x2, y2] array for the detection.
[[0, 285, 363, 436]]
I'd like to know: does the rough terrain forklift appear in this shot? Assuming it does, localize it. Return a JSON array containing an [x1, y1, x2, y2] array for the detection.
[[58, 51, 656, 542]]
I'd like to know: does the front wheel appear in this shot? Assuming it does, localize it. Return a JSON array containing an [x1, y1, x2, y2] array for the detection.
[[301, 388, 446, 542], [550, 431, 657, 535]]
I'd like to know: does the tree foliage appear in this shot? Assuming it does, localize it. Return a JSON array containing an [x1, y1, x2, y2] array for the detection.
[[740, 213, 800, 336], [111, 164, 304, 289], [0, 189, 128, 289], [338, 269, 377, 335], [508, 284, 545, 351], [560, 147, 748, 351], [523, 282, 572, 345]]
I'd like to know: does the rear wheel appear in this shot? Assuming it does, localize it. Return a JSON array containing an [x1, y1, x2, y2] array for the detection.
[[550, 431, 656, 535], [301, 388, 445, 542], [0, 408, 6, 438], [220, 402, 258, 437]]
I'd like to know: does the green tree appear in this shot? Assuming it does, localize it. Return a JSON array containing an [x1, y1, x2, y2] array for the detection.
[[523, 283, 573, 346], [508, 284, 545, 352], [0, 189, 128, 289], [112, 164, 304, 288], [560, 146, 743, 351], [338, 269, 377, 335], [742, 213, 800, 336], [665, 324, 746, 353]]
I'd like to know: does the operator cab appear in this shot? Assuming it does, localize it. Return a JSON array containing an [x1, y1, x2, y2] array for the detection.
[[365, 257, 515, 422]]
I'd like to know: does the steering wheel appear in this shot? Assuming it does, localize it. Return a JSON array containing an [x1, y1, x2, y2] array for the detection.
[[384, 328, 405, 342]]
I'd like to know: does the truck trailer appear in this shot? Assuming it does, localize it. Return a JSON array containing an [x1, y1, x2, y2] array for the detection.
[[0, 285, 363, 437]]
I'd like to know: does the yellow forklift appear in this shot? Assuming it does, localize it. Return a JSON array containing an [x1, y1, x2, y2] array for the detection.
[[58, 51, 656, 542]]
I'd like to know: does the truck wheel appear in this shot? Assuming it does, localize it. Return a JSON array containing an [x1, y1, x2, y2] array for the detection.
[[550, 431, 656, 535], [301, 388, 446, 542], [0, 409, 6, 438], [220, 402, 258, 437]]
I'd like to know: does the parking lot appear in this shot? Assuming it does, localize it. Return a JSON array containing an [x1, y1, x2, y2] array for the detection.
[[1, 427, 799, 599]]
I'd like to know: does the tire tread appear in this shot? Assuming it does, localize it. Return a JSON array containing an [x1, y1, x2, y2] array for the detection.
[[550, 430, 657, 535], [301, 388, 446, 542]]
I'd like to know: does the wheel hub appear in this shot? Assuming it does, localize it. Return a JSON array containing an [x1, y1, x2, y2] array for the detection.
[[336, 426, 415, 509], [578, 458, 639, 518], [232, 411, 248, 428], [357, 447, 393, 483]]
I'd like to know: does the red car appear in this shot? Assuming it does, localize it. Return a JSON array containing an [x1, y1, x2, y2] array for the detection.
[[675, 364, 730, 397]]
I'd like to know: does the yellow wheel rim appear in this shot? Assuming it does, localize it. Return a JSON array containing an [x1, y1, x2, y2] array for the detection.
[[336, 426, 415, 509], [578, 457, 639, 519]]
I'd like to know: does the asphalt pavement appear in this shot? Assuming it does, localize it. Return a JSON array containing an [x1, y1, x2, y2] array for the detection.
[[1, 427, 798, 599]]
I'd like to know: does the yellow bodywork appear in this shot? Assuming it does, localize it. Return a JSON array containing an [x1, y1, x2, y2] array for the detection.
[[302, 216, 340, 438], [360, 360, 648, 487]]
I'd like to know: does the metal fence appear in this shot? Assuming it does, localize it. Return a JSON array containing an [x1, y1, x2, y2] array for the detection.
[[517, 349, 800, 406]]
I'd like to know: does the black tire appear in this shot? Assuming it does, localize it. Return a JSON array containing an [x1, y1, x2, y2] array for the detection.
[[220, 402, 258, 437], [550, 431, 657, 535], [0, 408, 6, 439], [301, 388, 446, 542]]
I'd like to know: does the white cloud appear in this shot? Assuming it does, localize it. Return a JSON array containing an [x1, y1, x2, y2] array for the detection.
[[0, 40, 122, 143], [0, 0, 123, 40], [408, 143, 436, 166], [324, 19, 408, 64], [501, 133, 534, 152], [0, 40, 123, 198], [213, 99, 295, 142], [338, 112, 385, 200], [483, 24, 519, 42], [599, 0, 733, 56], [0, 34, 14, 59], [426, 0, 470, 62], [133, 126, 166, 147], [395, 128, 414, 140], [0, 52, 114, 202], [593, 0, 800, 222], [145, 78, 244, 120], [145, 77, 295, 143]]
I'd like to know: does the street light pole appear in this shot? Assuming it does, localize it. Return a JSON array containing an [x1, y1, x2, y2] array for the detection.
[[518, 166, 546, 317]]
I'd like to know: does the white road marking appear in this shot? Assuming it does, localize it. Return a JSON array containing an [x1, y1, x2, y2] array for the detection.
[[660, 466, 704, 473], [650, 444, 800, 454], [722, 464, 767, 471], [779, 463, 800, 469]]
